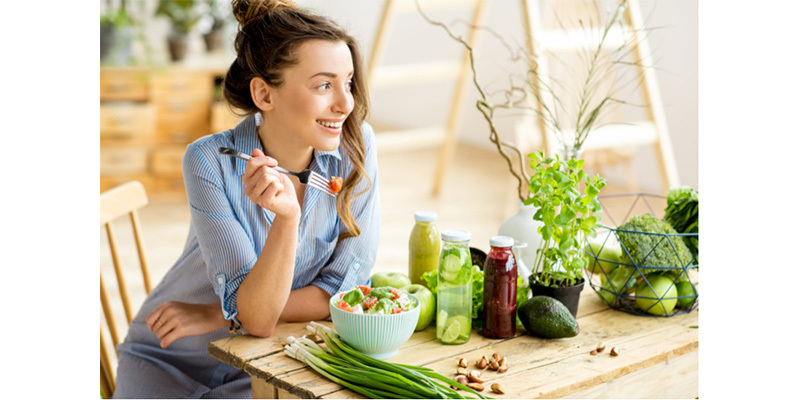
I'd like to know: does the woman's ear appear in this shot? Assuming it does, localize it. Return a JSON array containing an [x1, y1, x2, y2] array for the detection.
[[250, 77, 274, 111]]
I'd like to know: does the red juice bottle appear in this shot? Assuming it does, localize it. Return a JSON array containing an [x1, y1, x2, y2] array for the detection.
[[481, 236, 517, 338]]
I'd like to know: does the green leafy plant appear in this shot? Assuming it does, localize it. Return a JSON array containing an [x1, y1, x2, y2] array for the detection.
[[203, 0, 227, 31], [525, 149, 606, 287], [156, 0, 201, 34], [101, 0, 133, 28], [663, 186, 699, 256]]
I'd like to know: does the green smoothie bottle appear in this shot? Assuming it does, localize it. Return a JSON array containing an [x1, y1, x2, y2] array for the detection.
[[408, 211, 441, 285], [436, 229, 472, 345]]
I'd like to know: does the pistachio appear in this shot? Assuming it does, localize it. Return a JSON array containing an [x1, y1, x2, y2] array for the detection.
[[466, 383, 485, 392], [491, 383, 506, 395], [492, 352, 500, 362], [458, 357, 468, 368], [489, 360, 500, 371], [589, 349, 598, 356], [610, 347, 620, 356], [468, 370, 485, 383], [476, 356, 488, 369], [498, 364, 509, 373], [457, 367, 468, 375], [596, 342, 606, 353], [456, 375, 469, 386], [498, 356, 506, 367]]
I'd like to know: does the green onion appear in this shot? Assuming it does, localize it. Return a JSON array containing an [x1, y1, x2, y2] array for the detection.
[[280, 322, 493, 399]]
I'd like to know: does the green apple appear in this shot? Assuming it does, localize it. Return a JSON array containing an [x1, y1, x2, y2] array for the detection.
[[635, 275, 678, 316], [370, 272, 412, 289], [402, 284, 435, 331], [676, 281, 697, 308], [584, 238, 623, 276]]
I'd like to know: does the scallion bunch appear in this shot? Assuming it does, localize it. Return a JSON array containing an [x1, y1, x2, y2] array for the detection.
[[283, 321, 492, 399]]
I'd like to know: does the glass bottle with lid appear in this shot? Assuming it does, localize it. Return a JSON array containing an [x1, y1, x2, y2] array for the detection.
[[408, 211, 441, 285], [436, 229, 473, 345], [481, 235, 518, 339]]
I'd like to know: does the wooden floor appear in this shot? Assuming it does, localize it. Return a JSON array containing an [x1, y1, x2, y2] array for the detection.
[[100, 144, 637, 346]]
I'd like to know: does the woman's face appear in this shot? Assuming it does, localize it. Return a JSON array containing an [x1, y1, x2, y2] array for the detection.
[[268, 40, 355, 152]]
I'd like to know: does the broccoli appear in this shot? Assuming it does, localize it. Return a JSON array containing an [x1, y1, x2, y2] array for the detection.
[[616, 213, 694, 275]]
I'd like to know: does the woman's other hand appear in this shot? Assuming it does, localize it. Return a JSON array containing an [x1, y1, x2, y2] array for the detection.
[[243, 148, 301, 218], [145, 302, 227, 348]]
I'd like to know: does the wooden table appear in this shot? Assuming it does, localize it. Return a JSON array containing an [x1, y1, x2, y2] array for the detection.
[[209, 287, 698, 398]]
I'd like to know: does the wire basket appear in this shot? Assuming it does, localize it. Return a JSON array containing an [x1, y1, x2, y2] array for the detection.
[[583, 193, 698, 317]]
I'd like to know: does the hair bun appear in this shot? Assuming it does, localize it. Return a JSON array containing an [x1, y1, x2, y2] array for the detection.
[[231, 0, 298, 27]]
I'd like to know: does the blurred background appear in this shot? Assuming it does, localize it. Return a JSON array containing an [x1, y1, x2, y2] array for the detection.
[[100, 0, 697, 319]]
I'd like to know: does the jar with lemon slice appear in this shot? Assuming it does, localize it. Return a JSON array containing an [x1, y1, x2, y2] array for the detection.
[[436, 229, 473, 345]]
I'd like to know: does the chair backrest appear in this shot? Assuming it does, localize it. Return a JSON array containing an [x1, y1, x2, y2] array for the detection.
[[100, 181, 153, 398]]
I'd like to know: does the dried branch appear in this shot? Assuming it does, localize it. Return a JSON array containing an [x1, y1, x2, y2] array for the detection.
[[415, 0, 654, 202]]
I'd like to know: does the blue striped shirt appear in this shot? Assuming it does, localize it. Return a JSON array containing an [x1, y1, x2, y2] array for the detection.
[[113, 114, 380, 398]]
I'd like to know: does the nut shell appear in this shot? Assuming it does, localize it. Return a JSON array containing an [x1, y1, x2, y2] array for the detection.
[[466, 383, 485, 392], [491, 383, 506, 395], [596, 342, 606, 353], [468, 370, 485, 383]]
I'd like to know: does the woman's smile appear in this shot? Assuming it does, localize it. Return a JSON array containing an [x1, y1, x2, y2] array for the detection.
[[316, 118, 345, 134]]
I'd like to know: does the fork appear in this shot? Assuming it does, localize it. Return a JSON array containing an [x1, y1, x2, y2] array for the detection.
[[218, 147, 336, 197]]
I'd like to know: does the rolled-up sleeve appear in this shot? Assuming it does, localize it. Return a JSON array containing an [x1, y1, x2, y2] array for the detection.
[[183, 143, 255, 327], [311, 124, 381, 296]]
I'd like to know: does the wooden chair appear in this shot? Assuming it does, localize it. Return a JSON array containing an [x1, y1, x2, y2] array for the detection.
[[100, 181, 153, 398]]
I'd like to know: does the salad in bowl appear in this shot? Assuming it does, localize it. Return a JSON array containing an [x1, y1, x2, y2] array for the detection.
[[329, 286, 420, 359], [334, 285, 416, 315]]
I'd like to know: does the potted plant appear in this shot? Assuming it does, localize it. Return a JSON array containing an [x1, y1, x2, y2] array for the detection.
[[523, 150, 606, 316], [201, 0, 228, 52], [155, 0, 201, 61], [100, 0, 134, 64], [416, 1, 646, 314]]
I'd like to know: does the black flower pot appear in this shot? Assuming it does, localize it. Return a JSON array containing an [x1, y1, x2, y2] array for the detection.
[[167, 32, 189, 62], [100, 22, 115, 61], [203, 28, 223, 52], [528, 274, 585, 318]]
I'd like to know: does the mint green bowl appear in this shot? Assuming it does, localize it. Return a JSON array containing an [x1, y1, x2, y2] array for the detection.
[[328, 292, 420, 359]]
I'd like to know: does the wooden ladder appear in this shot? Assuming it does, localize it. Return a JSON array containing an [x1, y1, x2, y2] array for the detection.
[[367, 0, 489, 195], [518, 0, 680, 193]]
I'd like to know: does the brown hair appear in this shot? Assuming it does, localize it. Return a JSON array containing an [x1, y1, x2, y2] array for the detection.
[[224, 0, 371, 240]]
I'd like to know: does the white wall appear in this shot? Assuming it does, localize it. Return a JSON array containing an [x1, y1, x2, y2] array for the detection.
[[116, 0, 698, 192], [303, 0, 698, 193]]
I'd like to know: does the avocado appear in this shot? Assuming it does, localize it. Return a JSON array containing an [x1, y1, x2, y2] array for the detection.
[[518, 296, 580, 339]]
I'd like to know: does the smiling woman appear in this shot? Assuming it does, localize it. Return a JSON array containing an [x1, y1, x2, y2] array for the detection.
[[111, 0, 380, 398]]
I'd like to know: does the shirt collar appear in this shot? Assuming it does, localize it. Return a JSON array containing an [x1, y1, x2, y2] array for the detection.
[[231, 114, 261, 176], [231, 113, 342, 175]]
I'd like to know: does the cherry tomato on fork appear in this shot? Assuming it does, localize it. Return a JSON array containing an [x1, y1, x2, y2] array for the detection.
[[329, 176, 343, 194]]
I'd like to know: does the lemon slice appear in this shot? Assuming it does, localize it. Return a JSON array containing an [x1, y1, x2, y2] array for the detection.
[[436, 310, 448, 338], [447, 315, 471, 337], [441, 319, 461, 344]]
